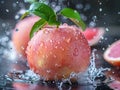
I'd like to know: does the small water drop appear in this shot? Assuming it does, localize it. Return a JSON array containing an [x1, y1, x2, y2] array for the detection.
[[102, 47, 105, 51], [66, 38, 71, 43], [76, 3, 83, 9], [73, 48, 79, 56], [1, 0, 4, 4], [16, 1, 19, 4], [55, 64, 61, 67], [55, 46, 58, 49], [104, 37, 108, 41], [57, 41, 60, 44], [100, 36, 104, 40], [2, 23, 6, 27], [50, 52, 53, 55], [84, 4, 91, 11], [60, 47, 64, 51], [49, 40, 53, 43], [46, 70, 51, 73], [21, 46, 25, 50], [117, 12, 120, 14], [53, 55, 57, 58], [89, 21, 96, 27], [105, 28, 109, 32], [54, 6, 61, 12], [40, 42, 44, 47], [99, 2, 102, 5], [13, 3, 17, 7], [5, 9, 9, 12], [99, 8, 102, 12], [15, 15, 20, 20]]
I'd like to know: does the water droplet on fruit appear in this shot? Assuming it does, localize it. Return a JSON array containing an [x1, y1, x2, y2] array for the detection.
[[21, 46, 25, 50], [73, 48, 79, 56], [46, 70, 51, 73], [55, 64, 61, 67], [75, 36, 79, 40], [49, 40, 53, 43], [53, 55, 57, 58], [44, 30, 50, 34], [66, 38, 71, 43], [60, 47, 65, 51], [50, 52, 53, 55], [55, 46, 58, 49], [57, 41, 60, 44], [40, 42, 44, 47]]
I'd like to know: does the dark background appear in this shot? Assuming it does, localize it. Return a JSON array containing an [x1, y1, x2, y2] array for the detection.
[[0, 0, 120, 27]]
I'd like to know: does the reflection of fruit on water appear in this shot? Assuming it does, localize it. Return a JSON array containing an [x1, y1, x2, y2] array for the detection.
[[108, 81, 120, 90], [105, 67, 120, 81], [12, 16, 40, 57], [104, 40, 120, 66], [105, 66, 120, 89], [26, 24, 91, 80], [13, 82, 58, 90], [83, 27, 105, 46]]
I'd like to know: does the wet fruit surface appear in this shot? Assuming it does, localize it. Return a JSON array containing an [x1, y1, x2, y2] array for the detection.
[[26, 24, 91, 80], [12, 16, 40, 57], [104, 40, 120, 66], [83, 27, 105, 46]]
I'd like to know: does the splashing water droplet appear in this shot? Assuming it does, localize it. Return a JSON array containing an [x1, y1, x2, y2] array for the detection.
[[5, 9, 9, 12], [105, 28, 109, 32], [76, 3, 83, 9], [118, 12, 120, 14], [99, 8, 102, 12], [89, 21, 96, 27], [86, 49, 110, 85]]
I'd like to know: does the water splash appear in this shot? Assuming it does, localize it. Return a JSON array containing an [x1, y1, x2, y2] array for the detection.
[[86, 49, 110, 86]]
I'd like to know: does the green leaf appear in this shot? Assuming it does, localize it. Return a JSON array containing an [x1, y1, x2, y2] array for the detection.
[[21, 11, 30, 19], [60, 8, 86, 30], [28, 2, 60, 26], [48, 14, 60, 26], [30, 18, 47, 38]]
